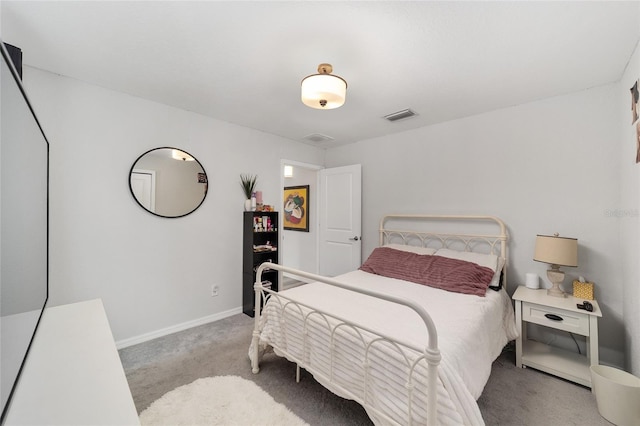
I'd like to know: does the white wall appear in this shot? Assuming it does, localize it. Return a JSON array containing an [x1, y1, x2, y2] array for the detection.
[[326, 84, 625, 366], [282, 165, 319, 274], [619, 39, 640, 375], [21, 67, 324, 344]]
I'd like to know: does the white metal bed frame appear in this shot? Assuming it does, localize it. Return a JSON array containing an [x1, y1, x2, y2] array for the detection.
[[251, 214, 508, 425]]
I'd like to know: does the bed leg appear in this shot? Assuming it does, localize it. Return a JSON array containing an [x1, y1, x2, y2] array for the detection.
[[296, 364, 300, 383], [251, 330, 260, 374], [251, 280, 263, 374], [425, 348, 441, 426]]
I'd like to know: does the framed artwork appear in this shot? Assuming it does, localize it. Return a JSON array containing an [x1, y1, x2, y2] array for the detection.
[[632, 79, 640, 164], [631, 79, 639, 124], [283, 185, 309, 232], [636, 120, 640, 164]]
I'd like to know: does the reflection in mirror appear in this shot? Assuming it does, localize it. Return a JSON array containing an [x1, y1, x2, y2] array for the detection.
[[129, 147, 208, 218], [1, 42, 49, 421]]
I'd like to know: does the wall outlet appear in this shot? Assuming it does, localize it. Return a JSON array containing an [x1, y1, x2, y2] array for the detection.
[[211, 284, 219, 297]]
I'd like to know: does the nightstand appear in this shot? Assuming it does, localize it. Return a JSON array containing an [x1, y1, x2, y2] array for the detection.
[[513, 286, 602, 388]]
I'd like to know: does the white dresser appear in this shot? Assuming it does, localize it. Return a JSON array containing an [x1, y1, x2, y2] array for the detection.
[[5, 299, 139, 425]]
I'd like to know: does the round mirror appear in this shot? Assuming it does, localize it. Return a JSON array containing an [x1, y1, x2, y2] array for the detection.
[[129, 147, 208, 218]]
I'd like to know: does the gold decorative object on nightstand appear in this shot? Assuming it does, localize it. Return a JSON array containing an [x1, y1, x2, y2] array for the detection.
[[573, 280, 594, 300]]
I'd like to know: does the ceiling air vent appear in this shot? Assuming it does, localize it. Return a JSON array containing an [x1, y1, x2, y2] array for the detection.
[[303, 133, 335, 144], [384, 108, 417, 122]]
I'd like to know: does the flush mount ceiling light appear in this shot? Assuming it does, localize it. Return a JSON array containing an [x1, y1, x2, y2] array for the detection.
[[172, 149, 195, 161], [301, 63, 347, 109]]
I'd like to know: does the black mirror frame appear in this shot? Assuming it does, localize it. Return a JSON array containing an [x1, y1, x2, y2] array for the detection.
[[128, 146, 208, 219]]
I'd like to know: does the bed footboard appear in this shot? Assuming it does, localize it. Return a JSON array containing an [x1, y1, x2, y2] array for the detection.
[[251, 263, 441, 426]]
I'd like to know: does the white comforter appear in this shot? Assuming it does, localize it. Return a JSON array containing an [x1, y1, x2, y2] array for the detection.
[[250, 270, 518, 425]]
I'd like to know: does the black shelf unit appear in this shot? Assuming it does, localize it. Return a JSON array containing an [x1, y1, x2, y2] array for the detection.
[[243, 211, 279, 317]]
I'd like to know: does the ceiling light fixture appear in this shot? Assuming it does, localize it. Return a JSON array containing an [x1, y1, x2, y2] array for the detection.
[[172, 149, 195, 161], [301, 63, 347, 109]]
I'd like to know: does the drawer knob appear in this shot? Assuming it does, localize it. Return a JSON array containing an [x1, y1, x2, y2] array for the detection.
[[545, 313, 564, 321]]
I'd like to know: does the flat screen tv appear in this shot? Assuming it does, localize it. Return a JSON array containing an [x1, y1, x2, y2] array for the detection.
[[0, 41, 49, 423]]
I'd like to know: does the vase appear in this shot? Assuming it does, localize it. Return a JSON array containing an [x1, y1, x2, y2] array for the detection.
[[244, 199, 252, 211]]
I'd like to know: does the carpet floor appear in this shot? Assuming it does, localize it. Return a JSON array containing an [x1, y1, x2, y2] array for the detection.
[[119, 313, 610, 425]]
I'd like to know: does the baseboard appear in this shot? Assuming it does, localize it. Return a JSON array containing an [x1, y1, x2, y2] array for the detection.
[[115, 306, 243, 349]]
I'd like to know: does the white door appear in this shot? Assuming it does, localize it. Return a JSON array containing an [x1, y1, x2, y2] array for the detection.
[[130, 169, 156, 212], [319, 164, 362, 276]]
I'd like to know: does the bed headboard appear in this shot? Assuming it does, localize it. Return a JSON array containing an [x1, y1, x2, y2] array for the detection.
[[379, 214, 508, 261]]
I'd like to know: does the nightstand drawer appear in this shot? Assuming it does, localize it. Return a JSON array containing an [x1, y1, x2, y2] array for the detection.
[[522, 302, 589, 336]]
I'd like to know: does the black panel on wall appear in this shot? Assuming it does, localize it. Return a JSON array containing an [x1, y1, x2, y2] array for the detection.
[[4, 43, 22, 79]]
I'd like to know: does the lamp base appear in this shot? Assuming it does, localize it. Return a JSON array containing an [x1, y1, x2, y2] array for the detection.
[[546, 268, 566, 298]]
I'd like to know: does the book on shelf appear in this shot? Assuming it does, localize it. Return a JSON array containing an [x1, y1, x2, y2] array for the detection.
[[253, 244, 277, 252]]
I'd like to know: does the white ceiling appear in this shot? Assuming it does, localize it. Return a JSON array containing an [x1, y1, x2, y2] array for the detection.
[[2, 1, 639, 148]]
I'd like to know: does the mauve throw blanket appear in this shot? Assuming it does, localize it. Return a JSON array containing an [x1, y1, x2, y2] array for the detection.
[[359, 247, 495, 297]]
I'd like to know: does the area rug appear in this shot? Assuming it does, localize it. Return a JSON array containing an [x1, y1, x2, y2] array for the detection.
[[139, 375, 309, 426]]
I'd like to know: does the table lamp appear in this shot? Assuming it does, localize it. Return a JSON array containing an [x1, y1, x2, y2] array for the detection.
[[533, 233, 578, 297]]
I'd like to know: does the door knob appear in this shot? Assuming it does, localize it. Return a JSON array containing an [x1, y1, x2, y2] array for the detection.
[[349, 236, 359, 241]]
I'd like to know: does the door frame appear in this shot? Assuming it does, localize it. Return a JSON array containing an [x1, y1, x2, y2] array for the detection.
[[280, 159, 323, 279]]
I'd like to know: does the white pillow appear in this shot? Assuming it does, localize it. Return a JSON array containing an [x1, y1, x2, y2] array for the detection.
[[434, 248, 498, 271], [383, 244, 437, 256], [435, 248, 504, 289]]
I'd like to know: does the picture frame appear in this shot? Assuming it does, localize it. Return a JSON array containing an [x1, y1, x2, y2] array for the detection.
[[283, 185, 309, 232], [631, 79, 639, 124], [636, 119, 640, 164], [631, 79, 640, 164]]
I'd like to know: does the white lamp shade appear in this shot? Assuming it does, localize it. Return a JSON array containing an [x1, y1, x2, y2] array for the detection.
[[534, 234, 578, 267], [301, 74, 347, 109]]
